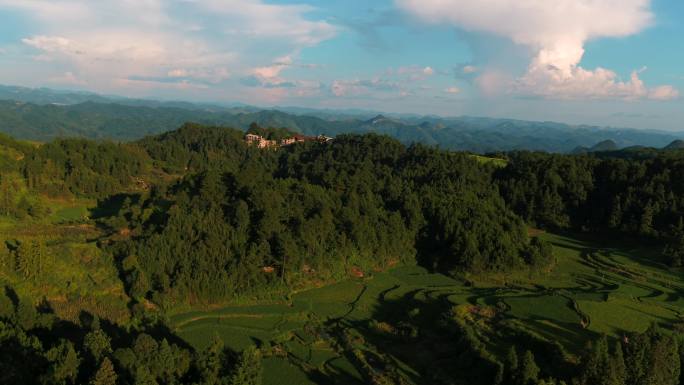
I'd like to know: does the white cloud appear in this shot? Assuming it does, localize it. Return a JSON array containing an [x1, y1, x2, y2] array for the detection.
[[22, 36, 72, 53], [462, 65, 478, 74], [196, 0, 336, 46], [649, 85, 680, 101], [397, 0, 678, 100], [0, 0, 335, 92], [253, 55, 293, 79], [444, 87, 460, 94]]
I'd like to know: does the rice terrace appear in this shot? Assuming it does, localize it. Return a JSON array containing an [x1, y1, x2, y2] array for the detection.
[[170, 232, 684, 384]]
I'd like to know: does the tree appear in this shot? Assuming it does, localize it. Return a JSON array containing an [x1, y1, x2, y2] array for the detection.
[[133, 366, 158, 385], [581, 335, 614, 385], [663, 233, 684, 267], [44, 340, 80, 385], [505, 346, 519, 384], [611, 342, 627, 385], [197, 335, 225, 385], [16, 240, 33, 278], [517, 350, 540, 385], [83, 329, 112, 363], [89, 358, 117, 385], [228, 346, 262, 385]]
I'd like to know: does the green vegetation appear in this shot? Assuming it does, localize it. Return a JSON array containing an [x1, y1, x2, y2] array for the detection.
[[0, 122, 683, 384], [496, 150, 684, 268], [105, 129, 549, 307], [470, 154, 508, 168], [171, 232, 684, 384]]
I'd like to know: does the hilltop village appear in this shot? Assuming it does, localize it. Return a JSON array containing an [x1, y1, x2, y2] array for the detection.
[[244, 127, 333, 149]]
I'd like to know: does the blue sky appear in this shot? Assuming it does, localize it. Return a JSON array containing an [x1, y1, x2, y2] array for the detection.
[[0, 0, 682, 130]]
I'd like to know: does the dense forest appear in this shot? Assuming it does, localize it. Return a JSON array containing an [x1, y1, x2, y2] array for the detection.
[[496, 150, 684, 266], [1, 123, 684, 384], [107, 125, 545, 304]]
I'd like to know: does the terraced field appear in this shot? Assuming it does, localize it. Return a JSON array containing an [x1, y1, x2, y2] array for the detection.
[[170, 233, 684, 384]]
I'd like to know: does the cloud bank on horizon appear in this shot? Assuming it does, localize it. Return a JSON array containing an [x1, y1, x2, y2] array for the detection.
[[0, 0, 682, 129], [396, 0, 678, 101]]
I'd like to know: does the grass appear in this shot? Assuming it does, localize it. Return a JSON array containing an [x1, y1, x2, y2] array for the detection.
[[506, 295, 581, 324], [470, 154, 508, 168], [262, 358, 318, 385]]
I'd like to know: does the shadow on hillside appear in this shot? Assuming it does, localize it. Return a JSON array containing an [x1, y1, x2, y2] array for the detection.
[[89, 193, 142, 220], [326, 287, 586, 385]]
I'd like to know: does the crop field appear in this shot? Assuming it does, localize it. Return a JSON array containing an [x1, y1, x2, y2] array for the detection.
[[171, 232, 684, 384]]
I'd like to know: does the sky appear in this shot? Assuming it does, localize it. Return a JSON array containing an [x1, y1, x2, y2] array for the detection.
[[0, 0, 683, 130]]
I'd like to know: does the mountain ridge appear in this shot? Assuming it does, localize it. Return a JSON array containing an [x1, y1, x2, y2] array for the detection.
[[0, 84, 682, 153]]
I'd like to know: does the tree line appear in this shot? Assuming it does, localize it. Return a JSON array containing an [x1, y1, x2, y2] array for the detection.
[[495, 150, 684, 266], [0, 285, 261, 385]]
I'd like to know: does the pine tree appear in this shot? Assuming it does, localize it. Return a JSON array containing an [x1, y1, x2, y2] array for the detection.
[[611, 342, 627, 385], [664, 231, 684, 267], [581, 335, 612, 385], [197, 335, 225, 385], [228, 346, 262, 385], [133, 366, 158, 385], [89, 357, 117, 385], [44, 340, 80, 385], [645, 328, 680, 385], [16, 240, 33, 278], [505, 346, 519, 383], [83, 329, 112, 364], [518, 350, 540, 385]]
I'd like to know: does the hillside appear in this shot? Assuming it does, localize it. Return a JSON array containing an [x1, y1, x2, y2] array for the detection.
[[1, 124, 684, 384], [0, 86, 682, 152], [666, 140, 684, 150]]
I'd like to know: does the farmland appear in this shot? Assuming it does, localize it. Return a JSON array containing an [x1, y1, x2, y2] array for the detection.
[[170, 232, 684, 384]]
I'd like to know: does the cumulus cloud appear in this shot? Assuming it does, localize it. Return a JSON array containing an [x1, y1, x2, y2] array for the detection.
[[240, 55, 327, 90], [396, 0, 678, 100], [0, 0, 335, 92]]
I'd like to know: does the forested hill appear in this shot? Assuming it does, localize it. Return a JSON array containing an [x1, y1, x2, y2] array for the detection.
[[3, 123, 684, 303], [3, 124, 684, 384], [0, 94, 682, 152]]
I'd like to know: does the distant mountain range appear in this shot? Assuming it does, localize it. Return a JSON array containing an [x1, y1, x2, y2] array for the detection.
[[0, 84, 682, 153]]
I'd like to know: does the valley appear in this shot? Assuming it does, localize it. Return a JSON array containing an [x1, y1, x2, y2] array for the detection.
[[168, 233, 682, 384]]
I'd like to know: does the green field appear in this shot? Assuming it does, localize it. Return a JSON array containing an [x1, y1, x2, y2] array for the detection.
[[469, 154, 508, 168], [170, 232, 684, 384]]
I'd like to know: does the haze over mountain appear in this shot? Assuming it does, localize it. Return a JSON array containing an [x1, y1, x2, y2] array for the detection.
[[0, 84, 682, 154]]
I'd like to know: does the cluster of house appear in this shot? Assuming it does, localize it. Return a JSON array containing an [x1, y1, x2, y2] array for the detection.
[[245, 133, 333, 149]]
